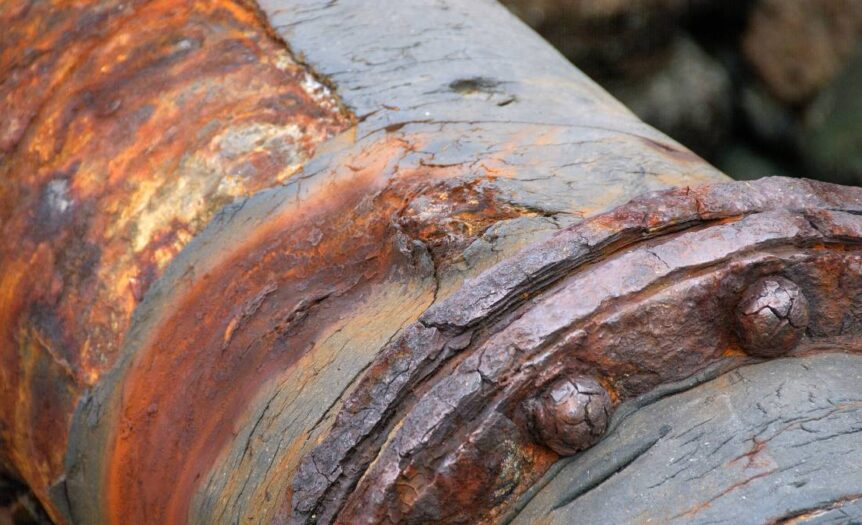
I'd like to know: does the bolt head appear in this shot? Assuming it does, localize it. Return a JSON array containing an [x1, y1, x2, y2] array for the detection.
[[735, 276, 809, 357], [527, 376, 611, 456]]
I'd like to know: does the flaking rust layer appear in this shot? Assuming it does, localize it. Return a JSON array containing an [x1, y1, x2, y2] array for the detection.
[[0, 0, 350, 520]]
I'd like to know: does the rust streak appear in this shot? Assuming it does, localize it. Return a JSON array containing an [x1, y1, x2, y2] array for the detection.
[[0, 0, 351, 520]]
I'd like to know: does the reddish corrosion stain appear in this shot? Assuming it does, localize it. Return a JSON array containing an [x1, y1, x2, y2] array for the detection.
[[396, 179, 530, 263], [105, 173, 396, 525], [674, 469, 777, 520], [100, 129, 539, 523], [639, 136, 704, 164], [731, 439, 770, 469], [0, 0, 350, 519], [100, 136, 404, 524]]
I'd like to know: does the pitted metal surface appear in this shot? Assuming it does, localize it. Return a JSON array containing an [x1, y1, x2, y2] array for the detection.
[[512, 353, 862, 525], [290, 177, 862, 524], [3, 1, 862, 525]]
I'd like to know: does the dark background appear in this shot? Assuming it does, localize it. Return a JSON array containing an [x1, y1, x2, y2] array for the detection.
[[503, 0, 862, 185]]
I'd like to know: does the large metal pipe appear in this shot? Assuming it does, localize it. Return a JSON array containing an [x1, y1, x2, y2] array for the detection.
[[1, 1, 351, 521], [4, 1, 862, 524]]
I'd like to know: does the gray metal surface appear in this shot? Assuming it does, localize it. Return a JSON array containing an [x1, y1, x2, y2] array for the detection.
[[515, 353, 862, 524]]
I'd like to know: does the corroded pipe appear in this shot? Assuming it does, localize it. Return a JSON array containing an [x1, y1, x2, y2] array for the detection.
[[1, 1, 350, 521], [3, 1, 861, 524]]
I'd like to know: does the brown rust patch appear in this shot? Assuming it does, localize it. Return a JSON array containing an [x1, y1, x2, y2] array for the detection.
[[396, 179, 533, 264], [104, 169, 398, 525], [288, 178, 862, 524], [639, 136, 705, 164], [770, 495, 862, 524], [90, 132, 541, 524], [0, 0, 350, 519]]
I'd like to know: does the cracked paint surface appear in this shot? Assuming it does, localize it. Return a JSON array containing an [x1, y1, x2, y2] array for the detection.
[[514, 354, 862, 524], [4, 0, 740, 524], [290, 177, 862, 524]]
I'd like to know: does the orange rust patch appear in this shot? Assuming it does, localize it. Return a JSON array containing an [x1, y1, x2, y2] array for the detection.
[[104, 173, 394, 525], [0, 0, 350, 518], [96, 128, 545, 524], [396, 178, 534, 263]]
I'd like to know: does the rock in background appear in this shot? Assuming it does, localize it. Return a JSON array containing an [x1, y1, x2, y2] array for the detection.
[[798, 49, 862, 184], [743, 0, 862, 106], [608, 37, 732, 158], [503, 0, 862, 185]]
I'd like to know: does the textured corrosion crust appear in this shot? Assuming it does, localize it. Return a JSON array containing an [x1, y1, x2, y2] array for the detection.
[[9, 0, 862, 524], [48, 1, 730, 524], [288, 177, 862, 524], [0, 0, 350, 520]]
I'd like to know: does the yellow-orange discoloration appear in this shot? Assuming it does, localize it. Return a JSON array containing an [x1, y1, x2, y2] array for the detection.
[[2, 1, 739, 523], [96, 131, 527, 524], [0, 0, 350, 519]]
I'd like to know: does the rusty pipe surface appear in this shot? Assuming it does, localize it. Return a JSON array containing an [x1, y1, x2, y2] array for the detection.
[[0, 0, 352, 520], [8, 1, 861, 524]]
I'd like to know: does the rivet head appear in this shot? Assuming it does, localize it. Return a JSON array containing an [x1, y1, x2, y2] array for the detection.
[[735, 276, 809, 357], [527, 376, 611, 456]]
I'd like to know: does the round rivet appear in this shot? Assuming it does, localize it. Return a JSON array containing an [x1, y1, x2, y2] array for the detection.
[[527, 376, 611, 456], [735, 276, 809, 357]]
